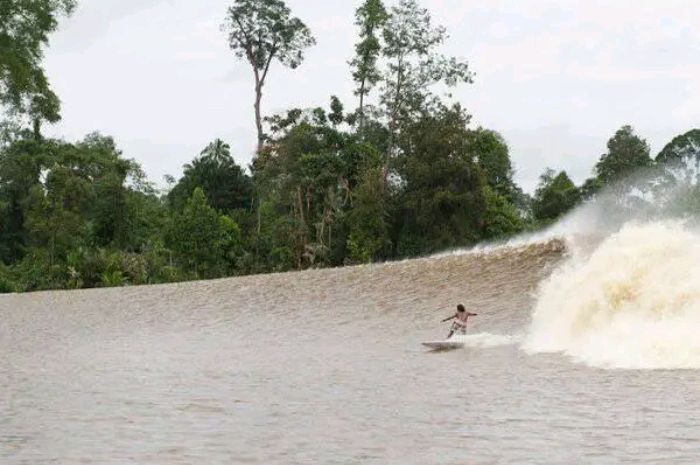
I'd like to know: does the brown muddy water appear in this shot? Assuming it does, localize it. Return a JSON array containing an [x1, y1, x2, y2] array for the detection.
[[3, 237, 700, 464]]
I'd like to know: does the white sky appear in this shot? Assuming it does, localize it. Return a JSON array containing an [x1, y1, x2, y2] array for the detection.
[[44, 0, 700, 192]]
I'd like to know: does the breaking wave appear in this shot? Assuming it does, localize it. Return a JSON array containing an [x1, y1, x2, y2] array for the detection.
[[523, 221, 700, 369]]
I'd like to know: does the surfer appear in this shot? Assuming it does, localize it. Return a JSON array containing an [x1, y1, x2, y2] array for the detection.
[[442, 304, 477, 339]]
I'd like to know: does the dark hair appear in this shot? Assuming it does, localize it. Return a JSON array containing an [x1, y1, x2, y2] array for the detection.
[[457, 304, 465, 312]]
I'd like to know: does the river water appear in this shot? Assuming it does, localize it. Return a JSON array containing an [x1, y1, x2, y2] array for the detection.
[[2, 233, 700, 464]]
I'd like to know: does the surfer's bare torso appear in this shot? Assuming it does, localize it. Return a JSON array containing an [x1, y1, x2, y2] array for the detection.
[[443, 304, 478, 338]]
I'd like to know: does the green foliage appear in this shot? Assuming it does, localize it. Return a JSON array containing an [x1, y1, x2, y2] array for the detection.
[[217, 214, 244, 270], [482, 186, 525, 239], [350, 0, 388, 130], [467, 129, 518, 201], [0, 0, 76, 124], [169, 139, 253, 213], [0, 138, 47, 262], [24, 180, 85, 264], [347, 167, 391, 263], [592, 125, 653, 190], [0, 132, 187, 292], [381, 0, 473, 141], [0, 133, 149, 265], [254, 108, 350, 268], [328, 96, 344, 126], [657, 129, 700, 167], [0, 263, 15, 293], [100, 270, 126, 287], [63, 248, 152, 288], [0, 0, 525, 292], [9, 0, 700, 295], [11, 249, 66, 291], [78, 134, 137, 248], [223, 0, 315, 70], [222, 0, 315, 150], [579, 176, 603, 200], [532, 169, 580, 223], [395, 105, 485, 255], [656, 129, 700, 186], [167, 187, 242, 278], [253, 198, 302, 272], [123, 190, 169, 253]]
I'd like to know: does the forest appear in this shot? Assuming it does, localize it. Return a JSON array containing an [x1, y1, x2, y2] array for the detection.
[[1, 0, 699, 292]]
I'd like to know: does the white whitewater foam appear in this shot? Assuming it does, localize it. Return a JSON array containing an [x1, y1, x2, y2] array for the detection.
[[451, 333, 519, 348], [429, 230, 563, 259], [523, 221, 700, 369]]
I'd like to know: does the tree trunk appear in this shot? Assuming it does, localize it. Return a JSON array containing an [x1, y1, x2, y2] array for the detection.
[[384, 58, 404, 186], [297, 187, 306, 226], [319, 211, 325, 245], [50, 232, 55, 267], [255, 194, 262, 269], [33, 118, 42, 141], [358, 79, 366, 133], [256, 196, 262, 235], [254, 82, 264, 153], [306, 188, 311, 219]]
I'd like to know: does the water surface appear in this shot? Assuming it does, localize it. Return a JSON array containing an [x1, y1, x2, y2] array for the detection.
[[2, 240, 699, 464]]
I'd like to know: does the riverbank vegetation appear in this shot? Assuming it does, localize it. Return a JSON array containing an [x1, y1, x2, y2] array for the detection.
[[1, 0, 698, 292]]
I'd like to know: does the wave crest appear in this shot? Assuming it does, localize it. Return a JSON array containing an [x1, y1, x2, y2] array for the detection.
[[523, 221, 700, 369]]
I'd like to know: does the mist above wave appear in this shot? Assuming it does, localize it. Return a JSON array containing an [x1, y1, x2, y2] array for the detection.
[[522, 164, 700, 369], [524, 221, 700, 369]]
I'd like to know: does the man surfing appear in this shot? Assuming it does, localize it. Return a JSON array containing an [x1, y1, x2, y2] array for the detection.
[[442, 304, 477, 339]]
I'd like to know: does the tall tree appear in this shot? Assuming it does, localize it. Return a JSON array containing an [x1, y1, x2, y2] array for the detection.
[[395, 105, 485, 255], [76, 133, 135, 249], [482, 186, 524, 239], [0, 137, 45, 262], [169, 139, 253, 213], [656, 129, 700, 185], [381, 0, 473, 167], [222, 0, 315, 152], [253, 106, 351, 268], [24, 170, 85, 266], [593, 125, 652, 189], [531, 169, 580, 222], [168, 187, 241, 278], [0, 0, 76, 133], [349, 0, 388, 132], [467, 128, 516, 200], [347, 165, 391, 263]]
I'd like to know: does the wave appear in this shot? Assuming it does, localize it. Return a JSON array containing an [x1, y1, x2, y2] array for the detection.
[[523, 221, 700, 369]]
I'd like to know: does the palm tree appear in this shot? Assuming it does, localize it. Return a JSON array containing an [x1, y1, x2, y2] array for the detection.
[[200, 139, 232, 166]]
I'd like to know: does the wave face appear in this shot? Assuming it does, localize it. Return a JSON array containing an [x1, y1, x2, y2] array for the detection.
[[524, 221, 700, 369]]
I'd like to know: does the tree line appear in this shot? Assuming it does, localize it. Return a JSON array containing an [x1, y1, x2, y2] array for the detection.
[[0, 0, 698, 292]]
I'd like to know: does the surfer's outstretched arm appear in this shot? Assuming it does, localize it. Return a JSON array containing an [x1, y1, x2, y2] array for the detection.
[[441, 314, 456, 322], [468, 312, 478, 316]]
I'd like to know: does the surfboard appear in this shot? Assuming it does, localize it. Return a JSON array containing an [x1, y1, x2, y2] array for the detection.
[[422, 340, 465, 350]]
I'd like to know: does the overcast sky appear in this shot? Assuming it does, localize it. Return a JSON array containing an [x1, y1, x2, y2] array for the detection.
[[44, 0, 700, 192]]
